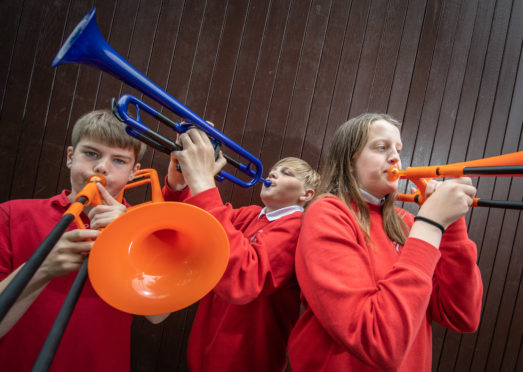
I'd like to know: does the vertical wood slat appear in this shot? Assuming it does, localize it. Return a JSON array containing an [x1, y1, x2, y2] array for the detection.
[[429, 0, 481, 368], [0, 1, 521, 371], [318, 0, 373, 164], [0, 1, 48, 202], [300, 0, 353, 172], [366, 0, 409, 114], [348, 0, 390, 118], [491, 42, 523, 372], [219, 0, 271, 206], [147, 0, 186, 178], [240, 0, 295, 205], [254, 0, 313, 204], [0, 0, 25, 113], [279, 0, 332, 161], [10, 0, 71, 200]]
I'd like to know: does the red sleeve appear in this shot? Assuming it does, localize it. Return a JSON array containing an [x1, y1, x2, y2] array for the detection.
[[0, 202, 13, 279], [295, 197, 441, 370], [429, 217, 483, 331], [184, 188, 300, 305], [161, 177, 191, 202]]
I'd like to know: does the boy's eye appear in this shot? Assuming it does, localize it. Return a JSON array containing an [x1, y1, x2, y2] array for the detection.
[[85, 151, 99, 158], [113, 158, 128, 165]]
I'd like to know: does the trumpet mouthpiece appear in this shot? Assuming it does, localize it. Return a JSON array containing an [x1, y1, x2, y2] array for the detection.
[[388, 166, 400, 181]]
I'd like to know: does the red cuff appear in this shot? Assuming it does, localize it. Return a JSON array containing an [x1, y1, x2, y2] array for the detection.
[[162, 175, 191, 202], [184, 187, 224, 210]]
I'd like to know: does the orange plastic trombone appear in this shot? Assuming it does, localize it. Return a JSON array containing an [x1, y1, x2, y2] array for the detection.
[[388, 151, 523, 209], [25, 169, 229, 371], [0, 175, 106, 323]]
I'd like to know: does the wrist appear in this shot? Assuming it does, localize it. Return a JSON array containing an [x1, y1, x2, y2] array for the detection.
[[188, 177, 217, 195], [414, 216, 445, 234]]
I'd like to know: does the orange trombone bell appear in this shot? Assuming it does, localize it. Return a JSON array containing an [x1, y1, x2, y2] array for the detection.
[[88, 169, 230, 315]]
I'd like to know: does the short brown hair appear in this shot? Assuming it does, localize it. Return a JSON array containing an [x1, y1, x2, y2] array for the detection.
[[71, 109, 146, 162], [271, 157, 320, 193]]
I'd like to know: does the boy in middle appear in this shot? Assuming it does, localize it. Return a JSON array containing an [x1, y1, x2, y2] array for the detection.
[[154, 128, 319, 372]]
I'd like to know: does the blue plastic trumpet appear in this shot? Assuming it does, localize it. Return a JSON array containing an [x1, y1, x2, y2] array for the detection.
[[52, 8, 270, 188]]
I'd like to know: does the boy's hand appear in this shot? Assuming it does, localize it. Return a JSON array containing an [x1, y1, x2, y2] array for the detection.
[[40, 229, 100, 278], [174, 128, 227, 195], [88, 183, 127, 230], [167, 154, 188, 191]]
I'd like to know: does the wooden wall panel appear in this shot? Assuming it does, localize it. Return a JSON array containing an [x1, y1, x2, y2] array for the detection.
[[0, 0, 521, 371], [302, 0, 353, 171]]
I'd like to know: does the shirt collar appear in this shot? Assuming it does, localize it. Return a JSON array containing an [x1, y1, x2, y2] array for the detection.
[[51, 190, 73, 209], [359, 188, 385, 206], [258, 205, 304, 221]]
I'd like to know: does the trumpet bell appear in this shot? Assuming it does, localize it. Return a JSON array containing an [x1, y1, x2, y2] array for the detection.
[[88, 202, 229, 315]]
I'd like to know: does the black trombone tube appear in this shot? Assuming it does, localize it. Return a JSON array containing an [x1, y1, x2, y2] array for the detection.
[[32, 259, 89, 372], [0, 213, 76, 322], [462, 165, 523, 176], [476, 199, 523, 210]]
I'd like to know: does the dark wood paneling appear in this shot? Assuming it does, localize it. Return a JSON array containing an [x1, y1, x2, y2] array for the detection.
[[1, 0, 521, 371], [319, 0, 372, 163], [301, 0, 353, 171]]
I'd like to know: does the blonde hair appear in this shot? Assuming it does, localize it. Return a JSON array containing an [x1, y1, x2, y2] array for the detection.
[[318, 113, 408, 244], [71, 109, 146, 162], [272, 157, 320, 203]]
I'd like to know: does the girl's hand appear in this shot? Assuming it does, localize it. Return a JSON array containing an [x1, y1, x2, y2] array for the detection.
[[418, 177, 476, 228]]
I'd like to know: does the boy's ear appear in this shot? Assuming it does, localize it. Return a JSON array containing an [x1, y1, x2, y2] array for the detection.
[[66, 146, 74, 168], [299, 188, 315, 203], [129, 162, 141, 181]]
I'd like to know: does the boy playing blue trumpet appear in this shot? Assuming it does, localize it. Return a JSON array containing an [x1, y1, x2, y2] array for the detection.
[[153, 127, 320, 372]]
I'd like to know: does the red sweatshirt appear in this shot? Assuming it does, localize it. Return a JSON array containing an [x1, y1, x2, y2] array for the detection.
[[162, 185, 302, 372], [0, 191, 132, 372], [288, 196, 483, 371]]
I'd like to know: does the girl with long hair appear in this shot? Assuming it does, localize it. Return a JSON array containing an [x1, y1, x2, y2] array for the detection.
[[288, 113, 483, 372]]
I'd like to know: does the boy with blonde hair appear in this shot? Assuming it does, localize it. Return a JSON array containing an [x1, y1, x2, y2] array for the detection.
[[0, 110, 146, 371], [154, 128, 320, 372]]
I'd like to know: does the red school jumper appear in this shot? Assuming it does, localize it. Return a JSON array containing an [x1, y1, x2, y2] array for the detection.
[[288, 196, 483, 372], [163, 186, 302, 372], [0, 191, 132, 372]]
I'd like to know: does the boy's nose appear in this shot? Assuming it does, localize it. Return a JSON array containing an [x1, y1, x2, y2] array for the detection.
[[93, 159, 109, 175]]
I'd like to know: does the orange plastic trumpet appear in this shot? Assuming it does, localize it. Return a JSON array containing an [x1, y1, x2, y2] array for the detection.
[[388, 151, 523, 209]]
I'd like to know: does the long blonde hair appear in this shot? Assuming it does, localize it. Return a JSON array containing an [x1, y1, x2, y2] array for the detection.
[[318, 113, 408, 244]]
